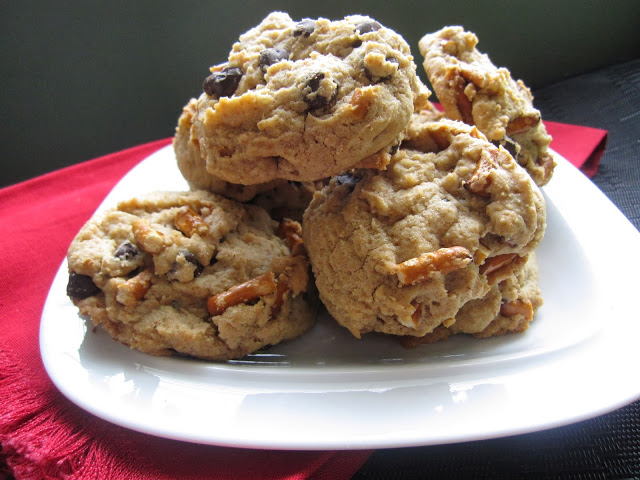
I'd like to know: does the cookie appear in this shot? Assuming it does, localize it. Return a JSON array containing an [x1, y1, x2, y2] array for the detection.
[[302, 116, 545, 338], [66, 190, 315, 361], [174, 98, 323, 220], [400, 252, 543, 347], [419, 26, 555, 186], [190, 11, 431, 184]]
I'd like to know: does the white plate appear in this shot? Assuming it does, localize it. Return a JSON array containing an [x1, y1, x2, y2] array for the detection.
[[40, 146, 640, 450]]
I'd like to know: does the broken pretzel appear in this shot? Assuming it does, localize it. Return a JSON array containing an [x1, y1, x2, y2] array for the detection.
[[174, 207, 209, 237], [116, 268, 153, 307], [500, 298, 534, 322], [394, 246, 472, 285], [207, 271, 278, 316]]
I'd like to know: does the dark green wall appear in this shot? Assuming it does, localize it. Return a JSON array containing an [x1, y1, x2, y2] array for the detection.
[[2, 0, 639, 186]]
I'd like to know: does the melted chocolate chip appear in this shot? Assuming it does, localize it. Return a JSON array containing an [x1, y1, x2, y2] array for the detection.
[[183, 251, 205, 277], [293, 19, 316, 37], [168, 251, 204, 282], [351, 39, 363, 48], [67, 272, 100, 300], [494, 137, 519, 159], [355, 20, 381, 35], [307, 72, 324, 93], [114, 240, 138, 260], [259, 48, 289, 71], [202, 67, 243, 98], [303, 72, 338, 112]]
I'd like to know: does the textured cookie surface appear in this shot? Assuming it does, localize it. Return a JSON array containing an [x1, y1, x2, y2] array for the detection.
[[401, 252, 543, 346], [303, 116, 545, 338], [174, 98, 323, 221], [66, 190, 315, 361], [192, 11, 431, 184], [419, 26, 555, 186]]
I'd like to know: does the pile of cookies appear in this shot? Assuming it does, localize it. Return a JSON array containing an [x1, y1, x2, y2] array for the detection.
[[66, 12, 554, 360]]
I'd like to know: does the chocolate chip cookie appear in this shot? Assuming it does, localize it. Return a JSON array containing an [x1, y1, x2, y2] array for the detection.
[[419, 26, 555, 186], [191, 11, 431, 184], [302, 115, 545, 339], [174, 98, 323, 221], [66, 190, 315, 361]]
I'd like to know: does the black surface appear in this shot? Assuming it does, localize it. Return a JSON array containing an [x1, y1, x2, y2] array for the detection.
[[353, 59, 640, 480]]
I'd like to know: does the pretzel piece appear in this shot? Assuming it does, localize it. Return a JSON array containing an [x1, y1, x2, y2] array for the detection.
[[500, 298, 533, 322], [479, 253, 518, 276], [132, 220, 165, 254], [116, 269, 153, 306], [465, 149, 499, 197], [506, 113, 540, 136], [395, 246, 472, 285], [174, 207, 209, 237], [207, 271, 277, 316]]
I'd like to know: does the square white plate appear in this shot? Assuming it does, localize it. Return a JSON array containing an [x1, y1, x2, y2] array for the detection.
[[40, 146, 640, 450]]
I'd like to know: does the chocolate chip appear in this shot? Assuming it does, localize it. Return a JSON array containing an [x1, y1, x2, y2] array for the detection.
[[114, 241, 138, 260], [351, 39, 363, 48], [167, 251, 205, 282], [307, 72, 324, 92], [293, 19, 316, 37], [303, 72, 338, 112], [183, 251, 205, 277], [259, 48, 289, 71], [67, 272, 100, 300], [494, 137, 520, 159], [202, 67, 243, 98], [356, 20, 381, 35]]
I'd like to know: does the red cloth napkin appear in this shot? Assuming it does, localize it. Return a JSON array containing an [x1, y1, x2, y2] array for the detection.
[[544, 121, 607, 177], [0, 122, 607, 480]]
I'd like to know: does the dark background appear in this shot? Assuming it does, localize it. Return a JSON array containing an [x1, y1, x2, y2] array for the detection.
[[2, 0, 639, 187]]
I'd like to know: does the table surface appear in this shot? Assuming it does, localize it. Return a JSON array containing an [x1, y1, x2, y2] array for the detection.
[[352, 59, 640, 480]]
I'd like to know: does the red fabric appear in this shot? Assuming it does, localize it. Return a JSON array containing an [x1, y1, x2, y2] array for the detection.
[[544, 121, 607, 177], [0, 122, 606, 479]]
